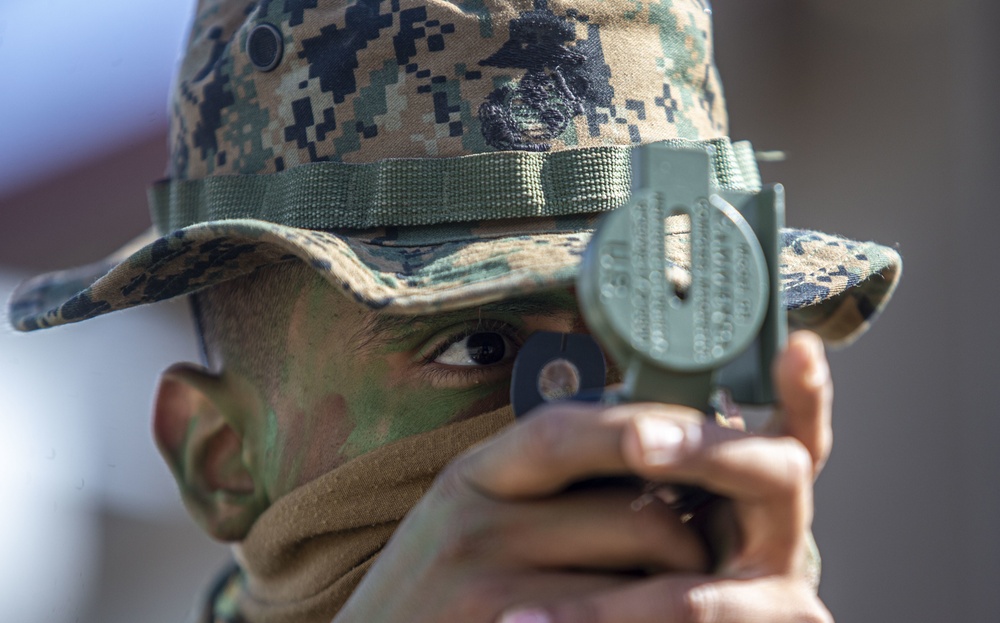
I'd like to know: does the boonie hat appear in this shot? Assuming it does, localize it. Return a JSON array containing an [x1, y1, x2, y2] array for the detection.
[[8, 0, 901, 344]]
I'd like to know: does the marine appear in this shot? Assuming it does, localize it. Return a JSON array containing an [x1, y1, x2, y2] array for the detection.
[[9, 0, 901, 620]]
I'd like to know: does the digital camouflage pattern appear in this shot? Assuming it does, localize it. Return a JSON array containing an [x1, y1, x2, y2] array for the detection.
[[10, 215, 900, 345], [8, 0, 901, 346], [171, 0, 726, 178]]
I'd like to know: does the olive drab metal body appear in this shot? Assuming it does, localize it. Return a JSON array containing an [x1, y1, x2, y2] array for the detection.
[[511, 142, 786, 416], [578, 143, 785, 411]]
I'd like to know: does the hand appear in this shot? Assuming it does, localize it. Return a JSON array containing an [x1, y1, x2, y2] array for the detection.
[[334, 331, 834, 623]]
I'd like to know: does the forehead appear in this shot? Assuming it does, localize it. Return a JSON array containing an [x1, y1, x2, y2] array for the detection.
[[275, 268, 577, 359], [286, 273, 579, 353], [364, 290, 579, 335]]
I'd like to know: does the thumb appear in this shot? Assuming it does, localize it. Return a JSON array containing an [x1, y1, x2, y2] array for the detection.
[[767, 331, 833, 476]]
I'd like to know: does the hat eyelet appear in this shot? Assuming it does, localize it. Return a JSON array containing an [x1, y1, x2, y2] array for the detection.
[[247, 23, 283, 72]]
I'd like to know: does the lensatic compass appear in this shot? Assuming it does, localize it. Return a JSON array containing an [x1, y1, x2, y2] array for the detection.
[[512, 142, 786, 418]]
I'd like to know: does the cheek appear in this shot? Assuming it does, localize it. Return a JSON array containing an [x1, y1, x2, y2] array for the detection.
[[294, 393, 355, 484], [268, 392, 354, 494], [337, 373, 506, 459], [450, 386, 511, 421]]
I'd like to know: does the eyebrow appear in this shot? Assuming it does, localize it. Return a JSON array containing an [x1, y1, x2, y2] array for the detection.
[[352, 294, 576, 354]]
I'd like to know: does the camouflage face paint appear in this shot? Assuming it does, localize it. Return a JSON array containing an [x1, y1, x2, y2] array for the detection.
[[321, 288, 581, 460], [230, 268, 582, 500]]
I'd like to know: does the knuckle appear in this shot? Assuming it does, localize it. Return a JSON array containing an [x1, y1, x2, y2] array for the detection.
[[782, 581, 833, 623], [774, 437, 814, 497], [677, 583, 718, 623], [802, 597, 835, 623], [432, 504, 497, 566]]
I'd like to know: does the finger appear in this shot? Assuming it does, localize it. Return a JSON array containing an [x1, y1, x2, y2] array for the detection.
[[772, 331, 833, 474], [444, 571, 630, 623], [493, 486, 710, 573], [621, 417, 813, 572], [456, 401, 703, 499], [498, 574, 832, 623], [622, 417, 811, 506], [364, 568, 631, 623]]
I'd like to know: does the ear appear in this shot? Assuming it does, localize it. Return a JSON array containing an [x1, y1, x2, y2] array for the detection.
[[153, 363, 269, 541]]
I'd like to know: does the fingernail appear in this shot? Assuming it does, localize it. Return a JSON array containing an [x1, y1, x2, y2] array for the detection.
[[499, 609, 551, 623], [636, 417, 693, 466]]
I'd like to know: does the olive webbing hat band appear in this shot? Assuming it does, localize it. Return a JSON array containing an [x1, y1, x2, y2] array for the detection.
[[150, 139, 761, 232]]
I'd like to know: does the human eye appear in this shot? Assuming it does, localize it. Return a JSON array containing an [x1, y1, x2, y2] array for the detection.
[[433, 329, 518, 367], [418, 319, 522, 386]]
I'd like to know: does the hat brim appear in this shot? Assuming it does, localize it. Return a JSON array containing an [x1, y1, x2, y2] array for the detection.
[[8, 218, 900, 345]]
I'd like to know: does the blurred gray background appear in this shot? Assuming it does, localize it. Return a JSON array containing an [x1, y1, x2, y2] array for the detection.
[[1, 0, 996, 621]]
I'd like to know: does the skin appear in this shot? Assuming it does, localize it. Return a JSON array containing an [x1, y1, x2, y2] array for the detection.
[[262, 281, 583, 497], [333, 331, 833, 623], [156, 271, 584, 513], [153, 271, 834, 622]]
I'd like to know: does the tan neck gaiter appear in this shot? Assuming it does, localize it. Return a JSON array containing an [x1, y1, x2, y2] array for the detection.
[[230, 406, 514, 623]]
